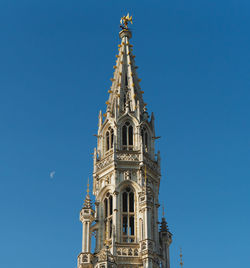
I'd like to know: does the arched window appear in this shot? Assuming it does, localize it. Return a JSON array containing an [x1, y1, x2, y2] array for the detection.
[[104, 192, 113, 240], [122, 122, 133, 150], [106, 127, 114, 152], [122, 187, 135, 243], [141, 126, 148, 152]]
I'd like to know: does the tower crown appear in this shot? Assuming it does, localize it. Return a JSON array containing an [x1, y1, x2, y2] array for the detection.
[[105, 26, 146, 121], [77, 15, 172, 268]]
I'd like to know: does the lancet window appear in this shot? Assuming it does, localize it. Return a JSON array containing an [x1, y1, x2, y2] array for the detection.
[[104, 192, 113, 240], [105, 127, 114, 152], [141, 126, 149, 152], [121, 187, 135, 243], [122, 121, 133, 150]]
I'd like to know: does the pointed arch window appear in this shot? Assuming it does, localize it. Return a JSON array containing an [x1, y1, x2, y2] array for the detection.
[[141, 126, 149, 152], [122, 187, 135, 243], [122, 122, 133, 150], [106, 127, 114, 152], [104, 192, 113, 241]]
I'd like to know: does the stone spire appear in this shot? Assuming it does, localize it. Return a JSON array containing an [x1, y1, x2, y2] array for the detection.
[[77, 14, 172, 268], [105, 25, 146, 120], [160, 217, 169, 233], [159, 205, 172, 268], [83, 178, 92, 209], [160, 205, 169, 232]]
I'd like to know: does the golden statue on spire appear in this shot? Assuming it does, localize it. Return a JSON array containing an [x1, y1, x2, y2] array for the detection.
[[120, 13, 133, 29]]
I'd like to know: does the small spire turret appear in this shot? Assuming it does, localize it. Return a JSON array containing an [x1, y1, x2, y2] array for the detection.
[[83, 178, 92, 209], [160, 217, 169, 233], [160, 205, 169, 233]]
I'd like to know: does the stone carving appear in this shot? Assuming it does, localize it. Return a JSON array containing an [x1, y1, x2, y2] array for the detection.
[[78, 253, 90, 265], [124, 170, 131, 180], [117, 153, 139, 161], [96, 248, 115, 263], [122, 248, 127, 256], [82, 254, 88, 262], [105, 176, 110, 184], [98, 252, 106, 261], [144, 155, 159, 173], [116, 247, 140, 257], [96, 154, 113, 171]]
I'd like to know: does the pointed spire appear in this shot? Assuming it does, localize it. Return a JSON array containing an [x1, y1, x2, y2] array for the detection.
[[105, 14, 146, 119], [160, 204, 169, 232], [83, 178, 92, 209], [160, 216, 169, 233]]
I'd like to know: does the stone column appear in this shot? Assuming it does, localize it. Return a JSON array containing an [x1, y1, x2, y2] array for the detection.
[[82, 221, 86, 252], [86, 221, 90, 252], [113, 191, 119, 243], [144, 207, 152, 239]]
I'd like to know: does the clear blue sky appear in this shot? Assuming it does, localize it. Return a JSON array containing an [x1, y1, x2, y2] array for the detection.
[[0, 1, 249, 268]]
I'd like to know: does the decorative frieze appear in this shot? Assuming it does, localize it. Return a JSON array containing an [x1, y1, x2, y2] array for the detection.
[[96, 154, 114, 171], [140, 239, 155, 254], [116, 152, 139, 161], [116, 246, 139, 257]]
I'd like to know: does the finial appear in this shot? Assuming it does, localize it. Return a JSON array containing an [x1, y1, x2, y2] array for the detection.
[[83, 177, 92, 209], [87, 177, 90, 194], [180, 248, 183, 268], [160, 207, 169, 233], [120, 13, 133, 29]]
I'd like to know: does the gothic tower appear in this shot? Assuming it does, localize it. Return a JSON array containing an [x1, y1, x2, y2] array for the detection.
[[77, 15, 172, 268]]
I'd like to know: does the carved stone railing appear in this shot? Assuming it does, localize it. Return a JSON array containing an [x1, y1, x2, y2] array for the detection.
[[116, 244, 140, 257], [116, 151, 140, 162], [140, 239, 155, 254], [96, 152, 114, 171], [96, 151, 140, 172]]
